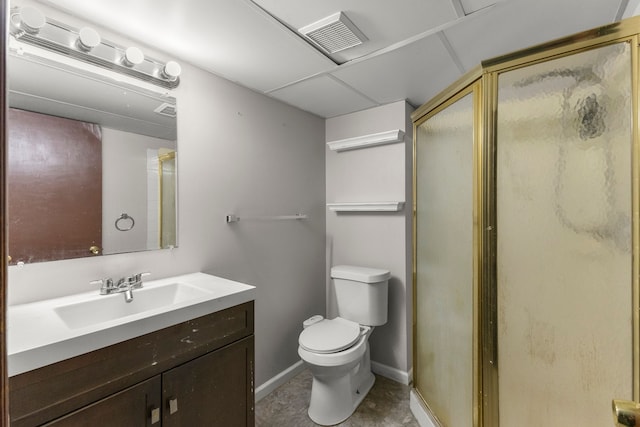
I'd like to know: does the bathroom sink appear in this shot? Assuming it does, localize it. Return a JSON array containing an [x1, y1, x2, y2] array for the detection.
[[7, 272, 256, 376], [54, 282, 212, 329]]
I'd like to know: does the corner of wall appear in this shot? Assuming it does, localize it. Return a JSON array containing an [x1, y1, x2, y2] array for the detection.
[[404, 101, 415, 370], [325, 100, 415, 373]]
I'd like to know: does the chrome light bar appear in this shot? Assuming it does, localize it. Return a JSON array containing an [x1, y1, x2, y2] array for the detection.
[[9, 6, 181, 89]]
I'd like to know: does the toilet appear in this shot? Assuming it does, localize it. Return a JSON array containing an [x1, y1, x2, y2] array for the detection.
[[298, 265, 390, 426]]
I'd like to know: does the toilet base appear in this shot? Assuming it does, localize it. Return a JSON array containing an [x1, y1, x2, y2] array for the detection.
[[307, 344, 376, 426]]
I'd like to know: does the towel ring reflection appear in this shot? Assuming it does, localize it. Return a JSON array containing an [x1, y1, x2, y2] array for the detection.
[[115, 213, 135, 231]]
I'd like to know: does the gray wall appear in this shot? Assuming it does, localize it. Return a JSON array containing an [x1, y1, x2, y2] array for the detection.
[[7, 10, 327, 387], [325, 101, 414, 377]]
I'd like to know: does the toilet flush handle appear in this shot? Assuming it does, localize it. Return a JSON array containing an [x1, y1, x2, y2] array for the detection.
[[303, 315, 324, 329]]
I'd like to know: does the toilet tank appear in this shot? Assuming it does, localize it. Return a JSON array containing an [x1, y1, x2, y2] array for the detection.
[[331, 265, 390, 326]]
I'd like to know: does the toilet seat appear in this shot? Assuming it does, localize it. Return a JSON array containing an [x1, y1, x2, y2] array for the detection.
[[299, 317, 361, 354], [298, 332, 368, 368]]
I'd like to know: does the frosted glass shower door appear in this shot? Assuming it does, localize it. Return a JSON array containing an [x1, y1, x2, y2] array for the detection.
[[496, 42, 633, 426], [415, 90, 475, 426]]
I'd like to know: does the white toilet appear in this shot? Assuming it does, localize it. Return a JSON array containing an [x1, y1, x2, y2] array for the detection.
[[298, 265, 390, 426]]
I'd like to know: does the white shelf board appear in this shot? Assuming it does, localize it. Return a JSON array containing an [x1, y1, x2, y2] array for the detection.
[[327, 201, 405, 212], [327, 129, 405, 152]]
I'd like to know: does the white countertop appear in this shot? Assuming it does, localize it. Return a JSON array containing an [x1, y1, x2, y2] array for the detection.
[[7, 272, 256, 376]]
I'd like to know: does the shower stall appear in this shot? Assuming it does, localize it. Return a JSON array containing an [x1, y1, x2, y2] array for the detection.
[[412, 16, 640, 427]]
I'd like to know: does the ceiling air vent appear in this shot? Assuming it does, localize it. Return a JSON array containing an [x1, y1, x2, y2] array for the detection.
[[299, 12, 368, 54], [154, 102, 177, 117]]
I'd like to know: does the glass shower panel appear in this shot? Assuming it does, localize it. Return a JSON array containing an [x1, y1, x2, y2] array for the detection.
[[496, 42, 632, 426], [415, 92, 474, 426]]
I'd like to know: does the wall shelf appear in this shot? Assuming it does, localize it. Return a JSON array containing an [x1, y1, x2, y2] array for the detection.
[[327, 201, 405, 212], [326, 129, 405, 152]]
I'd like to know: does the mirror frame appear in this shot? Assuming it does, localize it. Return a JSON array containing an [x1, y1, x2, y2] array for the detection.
[[1, 0, 9, 424]]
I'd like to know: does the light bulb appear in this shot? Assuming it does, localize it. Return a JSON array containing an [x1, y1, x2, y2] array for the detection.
[[123, 47, 144, 66], [77, 27, 101, 52], [19, 6, 46, 35], [162, 61, 182, 81]]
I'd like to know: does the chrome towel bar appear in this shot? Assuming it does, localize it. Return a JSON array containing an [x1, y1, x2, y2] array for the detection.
[[225, 214, 307, 223]]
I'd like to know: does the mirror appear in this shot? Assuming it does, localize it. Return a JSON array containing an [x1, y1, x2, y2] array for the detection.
[[6, 47, 178, 265]]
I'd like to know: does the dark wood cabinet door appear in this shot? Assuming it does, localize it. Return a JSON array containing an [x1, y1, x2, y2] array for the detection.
[[162, 336, 254, 427], [42, 376, 161, 427]]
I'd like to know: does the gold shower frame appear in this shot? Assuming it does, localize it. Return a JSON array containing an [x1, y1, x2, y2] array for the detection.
[[411, 15, 640, 427], [158, 151, 176, 248]]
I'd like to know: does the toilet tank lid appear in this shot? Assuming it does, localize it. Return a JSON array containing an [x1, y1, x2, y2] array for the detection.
[[331, 265, 390, 283]]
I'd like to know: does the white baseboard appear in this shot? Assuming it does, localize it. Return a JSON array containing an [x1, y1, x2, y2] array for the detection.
[[410, 390, 442, 427], [371, 361, 412, 385], [255, 360, 305, 402]]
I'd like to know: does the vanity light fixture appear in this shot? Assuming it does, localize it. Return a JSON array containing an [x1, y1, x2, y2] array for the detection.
[[8, 6, 181, 89]]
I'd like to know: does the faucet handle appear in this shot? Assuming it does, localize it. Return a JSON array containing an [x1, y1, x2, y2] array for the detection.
[[120, 272, 151, 290], [90, 278, 113, 294], [134, 272, 151, 282]]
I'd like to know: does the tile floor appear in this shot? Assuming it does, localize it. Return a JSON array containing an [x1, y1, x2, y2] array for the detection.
[[255, 369, 420, 427]]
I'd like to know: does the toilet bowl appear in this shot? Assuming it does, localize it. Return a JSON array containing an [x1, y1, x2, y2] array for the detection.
[[298, 317, 374, 425], [298, 265, 390, 426]]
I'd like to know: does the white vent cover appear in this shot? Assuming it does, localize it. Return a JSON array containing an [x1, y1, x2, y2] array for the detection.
[[154, 102, 177, 117], [299, 12, 367, 54]]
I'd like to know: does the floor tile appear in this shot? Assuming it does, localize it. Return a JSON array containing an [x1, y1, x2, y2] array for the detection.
[[255, 369, 420, 427]]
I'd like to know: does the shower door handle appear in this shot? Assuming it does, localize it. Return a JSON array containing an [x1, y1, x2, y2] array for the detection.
[[612, 399, 640, 426]]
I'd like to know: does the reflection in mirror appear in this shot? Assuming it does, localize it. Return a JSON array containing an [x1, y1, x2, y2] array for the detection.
[[159, 151, 177, 248], [7, 43, 178, 265]]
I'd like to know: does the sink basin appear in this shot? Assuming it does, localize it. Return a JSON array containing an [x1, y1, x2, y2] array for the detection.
[[8, 272, 256, 376], [54, 282, 211, 329]]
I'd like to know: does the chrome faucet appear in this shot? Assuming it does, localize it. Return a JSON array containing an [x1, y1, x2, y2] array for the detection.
[[90, 272, 150, 303]]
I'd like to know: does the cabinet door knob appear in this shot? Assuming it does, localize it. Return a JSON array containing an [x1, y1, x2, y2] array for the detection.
[[168, 397, 179, 415], [150, 407, 160, 424]]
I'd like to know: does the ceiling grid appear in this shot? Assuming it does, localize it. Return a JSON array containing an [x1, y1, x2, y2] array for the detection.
[[34, 0, 630, 118]]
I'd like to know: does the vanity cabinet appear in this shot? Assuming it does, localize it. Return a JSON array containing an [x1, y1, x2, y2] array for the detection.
[[162, 337, 252, 426], [42, 377, 161, 427], [9, 301, 254, 427]]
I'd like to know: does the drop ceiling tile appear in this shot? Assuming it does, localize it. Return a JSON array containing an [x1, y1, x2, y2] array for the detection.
[[331, 34, 463, 108], [251, 0, 459, 63], [444, 0, 621, 71], [268, 76, 377, 118], [460, 0, 498, 14], [38, 0, 337, 92]]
